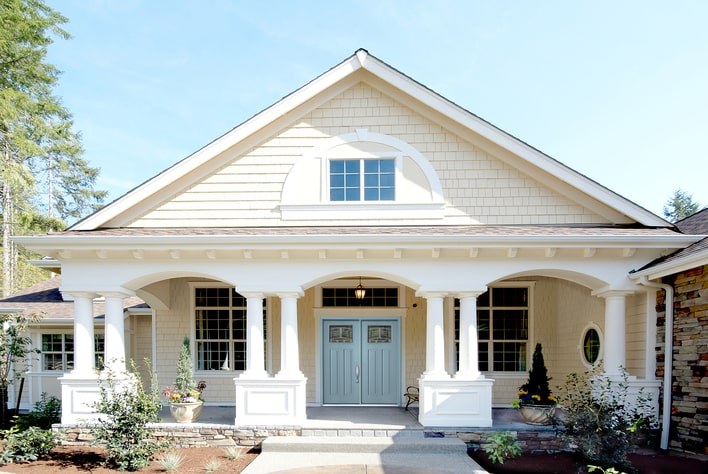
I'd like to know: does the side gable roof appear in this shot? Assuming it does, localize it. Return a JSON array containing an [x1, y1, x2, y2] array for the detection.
[[0, 276, 147, 320], [631, 208, 708, 279], [70, 49, 669, 231]]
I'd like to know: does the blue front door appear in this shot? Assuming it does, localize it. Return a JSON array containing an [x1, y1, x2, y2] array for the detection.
[[323, 319, 400, 405]]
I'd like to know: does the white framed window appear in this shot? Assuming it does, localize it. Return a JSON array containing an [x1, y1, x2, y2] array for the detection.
[[454, 284, 532, 372], [41, 333, 104, 371], [193, 286, 266, 372], [329, 158, 396, 202], [579, 324, 603, 368]]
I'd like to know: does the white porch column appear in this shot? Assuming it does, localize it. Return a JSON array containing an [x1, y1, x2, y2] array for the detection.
[[599, 291, 630, 377], [59, 291, 102, 424], [277, 292, 303, 378], [71, 293, 96, 375], [420, 292, 449, 379], [242, 293, 267, 378], [102, 293, 128, 372], [455, 292, 484, 380]]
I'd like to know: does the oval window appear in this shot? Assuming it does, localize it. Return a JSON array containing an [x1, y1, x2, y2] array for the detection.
[[582, 328, 601, 365]]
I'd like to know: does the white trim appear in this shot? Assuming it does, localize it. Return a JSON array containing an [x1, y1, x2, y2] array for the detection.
[[629, 244, 708, 280], [578, 322, 604, 369], [280, 203, 446, 221]]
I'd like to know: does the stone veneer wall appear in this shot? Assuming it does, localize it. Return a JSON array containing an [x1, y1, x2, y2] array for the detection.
[[656, 264, 708, 455]]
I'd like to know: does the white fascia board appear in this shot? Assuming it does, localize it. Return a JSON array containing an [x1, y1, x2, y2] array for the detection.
[[70, 55, 365, 231], [13, 233, 699, 252], [630, 248, 708, 281], [359, 56, 669, 227]]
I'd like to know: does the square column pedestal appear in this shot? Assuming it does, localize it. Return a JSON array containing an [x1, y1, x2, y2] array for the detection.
[[59, 373, 102, 424], [234, 376, 307, 426], [418, 377, 494, 427]]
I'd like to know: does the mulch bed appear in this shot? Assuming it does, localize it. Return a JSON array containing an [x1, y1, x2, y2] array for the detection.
[[470, 449, 708, 474]]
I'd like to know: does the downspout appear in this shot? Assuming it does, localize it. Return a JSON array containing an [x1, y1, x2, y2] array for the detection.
[[637, 276, 673, 451]]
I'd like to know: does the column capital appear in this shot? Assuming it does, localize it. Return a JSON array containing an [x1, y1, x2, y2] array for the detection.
[[455, 290, 486, 299], [99, 291, 134, 299], [238, 291, 265, 299], [61, 291, 97, 300], [415, 290, 448, 299], [591, 288, 635, 298], [276, 290, 304, 299]]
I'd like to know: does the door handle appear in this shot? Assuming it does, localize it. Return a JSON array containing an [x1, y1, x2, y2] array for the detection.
[[355, 365, 360, 384]]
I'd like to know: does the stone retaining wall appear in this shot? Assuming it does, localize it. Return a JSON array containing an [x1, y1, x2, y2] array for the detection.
[[54, 424, 301, 448]]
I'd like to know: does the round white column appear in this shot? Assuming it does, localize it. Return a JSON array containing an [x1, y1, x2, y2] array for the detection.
[[70, 293, 96, 375], [103, 294, 127, 372], [601, 292, 629, 377], [456, 292, 483, 379], [243, 293, 267, 378], [277, 292, 303, 378], [421, 293, 448, 378]]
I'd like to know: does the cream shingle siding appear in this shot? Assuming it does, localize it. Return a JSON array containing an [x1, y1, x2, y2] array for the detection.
[[626, 293, 647, 375], [130, 83, 607, 227]]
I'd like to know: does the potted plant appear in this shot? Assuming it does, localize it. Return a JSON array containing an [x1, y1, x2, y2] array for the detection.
[[513, 343, 556, 425], [162, 337, 206, 423]]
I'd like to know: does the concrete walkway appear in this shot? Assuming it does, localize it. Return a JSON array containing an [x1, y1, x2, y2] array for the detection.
[[242, 436, 486, 474], [238, 408, 486, 473]]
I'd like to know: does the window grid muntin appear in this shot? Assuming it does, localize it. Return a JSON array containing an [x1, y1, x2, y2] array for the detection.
[[454, 287, 529, 372], [194, 287, 265, 372]]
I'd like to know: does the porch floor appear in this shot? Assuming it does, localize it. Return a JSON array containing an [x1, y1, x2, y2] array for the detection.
[[157, 405, 553, 433]]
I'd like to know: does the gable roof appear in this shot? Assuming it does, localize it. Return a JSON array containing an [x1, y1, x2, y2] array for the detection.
[[70, 49, 669, 231]]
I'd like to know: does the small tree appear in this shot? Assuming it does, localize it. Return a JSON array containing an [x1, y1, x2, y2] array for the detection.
[[175, 336, 196, 395], [663, 189, 700, 222], [91, 359, 165, 471], [0, 312, 41, 427], [517, 343, 555, 405]]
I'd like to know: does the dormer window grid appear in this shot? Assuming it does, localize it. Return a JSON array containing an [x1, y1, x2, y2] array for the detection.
[[328, 155, 398, 202]]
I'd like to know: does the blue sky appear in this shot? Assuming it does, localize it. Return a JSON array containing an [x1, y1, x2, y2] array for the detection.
[[45, 0, 708, 219]]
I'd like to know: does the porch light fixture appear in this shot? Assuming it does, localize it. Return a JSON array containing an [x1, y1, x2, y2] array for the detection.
[[354, 277, 366, 300]]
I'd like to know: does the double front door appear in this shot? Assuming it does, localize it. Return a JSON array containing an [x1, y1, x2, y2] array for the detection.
[[323, 318, 401, 405]]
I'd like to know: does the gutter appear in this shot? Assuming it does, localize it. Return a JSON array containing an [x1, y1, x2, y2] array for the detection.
[[636, 276, 673, 451]]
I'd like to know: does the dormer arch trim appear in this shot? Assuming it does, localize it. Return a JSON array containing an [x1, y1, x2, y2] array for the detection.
[[280, 129, 445, 222]]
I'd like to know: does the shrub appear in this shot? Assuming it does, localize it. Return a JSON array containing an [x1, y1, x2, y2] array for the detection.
[[558, 368, 654, 473], [205, 458, 221, 473], [224, 446, 243, 460], [13, 393, 61, 430], [517, 343, 556, 406], [483, 431, 522, 464], [0, 426, 56, 464], [91, 359, 165, 471]]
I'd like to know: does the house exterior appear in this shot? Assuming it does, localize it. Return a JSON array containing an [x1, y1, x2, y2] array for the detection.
[[630, 208, 708, 454], [11, 50, 701, 436]]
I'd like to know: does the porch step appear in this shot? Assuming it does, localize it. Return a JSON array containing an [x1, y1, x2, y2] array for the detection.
[[301, 428, 424, 438], [262, 436, 466, 454]]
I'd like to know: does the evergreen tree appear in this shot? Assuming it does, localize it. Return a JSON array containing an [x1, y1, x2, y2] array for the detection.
[[663, 189, 700, 223], [0, 0, 107, 296]]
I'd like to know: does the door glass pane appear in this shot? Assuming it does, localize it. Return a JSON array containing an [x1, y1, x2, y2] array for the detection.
[[368, 325, 391, 343], [329, 325, 353, 343]]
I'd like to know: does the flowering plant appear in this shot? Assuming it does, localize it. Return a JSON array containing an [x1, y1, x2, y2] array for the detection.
[[514, 343, 556, 407], [163, 337, 205, 404], [161, 385, 202, 404]]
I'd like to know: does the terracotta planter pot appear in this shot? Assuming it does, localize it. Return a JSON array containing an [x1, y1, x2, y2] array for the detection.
[[169, 401, 203, 423], [519, 404, 556, 425]]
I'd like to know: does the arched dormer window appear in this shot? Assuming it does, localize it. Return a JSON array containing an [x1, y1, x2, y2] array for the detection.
[[280, 129, 445, 221]]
